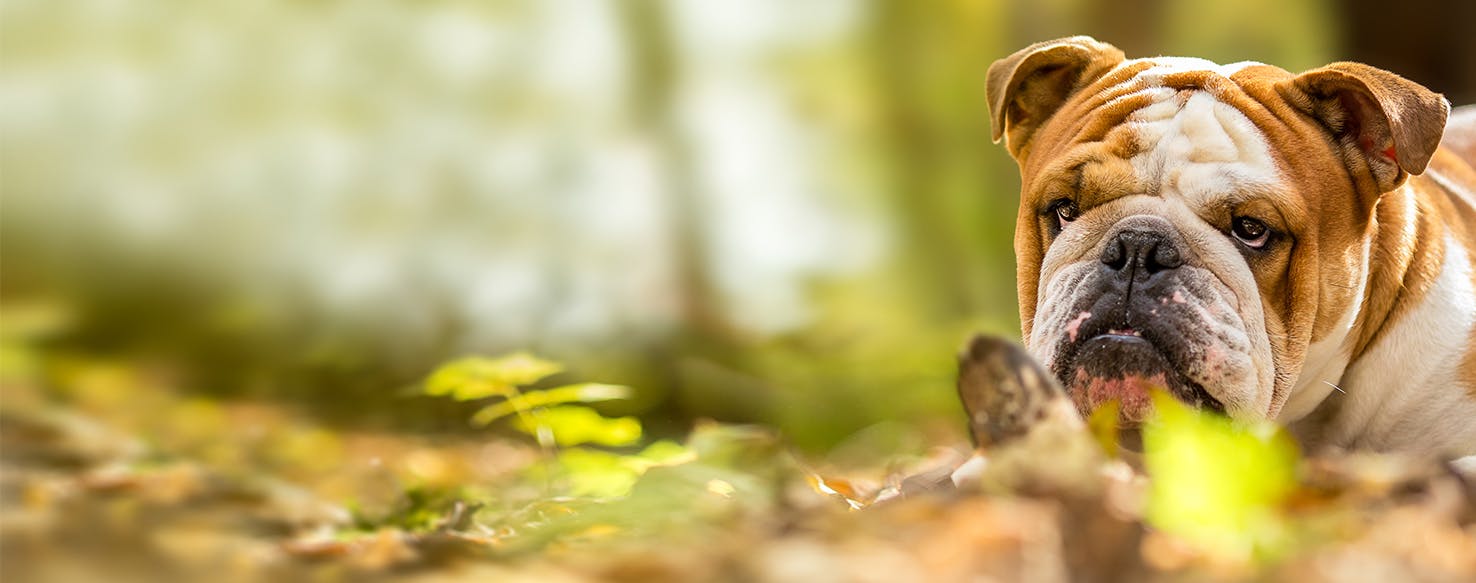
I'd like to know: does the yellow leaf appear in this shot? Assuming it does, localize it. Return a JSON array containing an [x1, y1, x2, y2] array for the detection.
[[470, 383, 631, 426], [1143, 391, 1298, 560], [423, 352, 564, 401], [555, 448, 641, 498], [511, 405, 642, 447]]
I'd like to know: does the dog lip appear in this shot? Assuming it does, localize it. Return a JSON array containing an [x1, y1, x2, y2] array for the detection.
[[1057, 324, 1228, 416], [1084, 330, 1146, 346]]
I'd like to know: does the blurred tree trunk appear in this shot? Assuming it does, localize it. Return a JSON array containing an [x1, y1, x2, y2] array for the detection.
[[870, 1, 968, 318], [1339, 0, 1476, 105], [869, 0, 1016, 323], [616, 0, 767, 429], [617, 0, 730, 338]]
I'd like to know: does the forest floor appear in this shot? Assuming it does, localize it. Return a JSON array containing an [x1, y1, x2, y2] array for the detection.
[[3, 345, 1476, 582]]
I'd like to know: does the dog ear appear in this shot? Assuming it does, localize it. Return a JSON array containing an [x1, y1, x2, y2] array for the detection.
[[1278, 62, 1449, 193], [987, 36, 1125, 158]]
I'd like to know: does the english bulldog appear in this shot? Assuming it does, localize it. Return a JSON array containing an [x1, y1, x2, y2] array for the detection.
[[984, 36, 1476, 461]]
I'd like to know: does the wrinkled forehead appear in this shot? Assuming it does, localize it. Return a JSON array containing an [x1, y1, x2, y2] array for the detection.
[[1030, 57, 1287, 210], [1133, 56, 1265, 81]]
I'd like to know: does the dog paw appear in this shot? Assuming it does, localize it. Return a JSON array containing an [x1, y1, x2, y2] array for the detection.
[[957, 334, 1082, 448]]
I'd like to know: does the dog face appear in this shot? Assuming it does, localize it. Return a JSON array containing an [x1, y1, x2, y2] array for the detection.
[[988, 37, 1449, 423], [1021, 77, 1282, 423]]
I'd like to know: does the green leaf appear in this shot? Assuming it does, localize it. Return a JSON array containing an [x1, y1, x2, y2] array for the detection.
[[511, 405, 642, 447], [470, 383, 631, 426], [528, 441, 695, 500], [423, 352, 563, 401], [1143, 391, 1298, 560], [555, 448, 641, 498], [635, 439, 695, 464], [624, 439, 697, 472]]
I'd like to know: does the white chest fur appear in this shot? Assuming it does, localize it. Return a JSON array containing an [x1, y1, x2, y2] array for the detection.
[[1309, 233, 1476, 457]]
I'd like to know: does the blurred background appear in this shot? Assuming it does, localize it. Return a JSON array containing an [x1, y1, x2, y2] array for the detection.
[[4, 0, 1474, 456]]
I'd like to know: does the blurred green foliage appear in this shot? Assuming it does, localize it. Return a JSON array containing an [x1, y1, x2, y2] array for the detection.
[[425, 353, 567, 402], [422, 352, 640, 446], [1144, 391, 1299, 561], [0, 0, 1344, 457], [422, 352, 696, 498], [8, 260, 1474, 579]]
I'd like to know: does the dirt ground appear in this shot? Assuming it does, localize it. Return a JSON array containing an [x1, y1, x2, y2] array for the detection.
[[4, 351, 1475, 583]]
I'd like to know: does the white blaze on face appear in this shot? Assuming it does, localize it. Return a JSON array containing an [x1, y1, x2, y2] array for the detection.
[[1121, 85, 1281, 206], [1120, 61, 1287, 322], [1119, 67, 1284, 415]]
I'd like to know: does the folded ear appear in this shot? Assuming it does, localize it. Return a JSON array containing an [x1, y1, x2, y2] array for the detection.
[[987, 36, 1125, 158], [1278, 62, 1449, 193]]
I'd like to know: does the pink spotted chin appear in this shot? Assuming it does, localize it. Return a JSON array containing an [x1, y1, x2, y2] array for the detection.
[[1071, 370, 1169, 423]]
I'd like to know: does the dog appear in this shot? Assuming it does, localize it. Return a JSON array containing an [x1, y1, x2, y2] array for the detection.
[[984, 36, 1476, 461]]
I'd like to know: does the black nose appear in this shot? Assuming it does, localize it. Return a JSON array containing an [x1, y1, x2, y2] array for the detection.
[[1100, 229, 1182, 275]]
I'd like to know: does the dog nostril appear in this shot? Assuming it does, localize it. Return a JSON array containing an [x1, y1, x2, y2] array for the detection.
[[1100, 239, 1128, 270], [1150, 241, 1182, 271]]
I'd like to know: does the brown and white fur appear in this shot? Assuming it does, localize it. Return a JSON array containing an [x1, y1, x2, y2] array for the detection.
[[987, 36, 1476, 462]]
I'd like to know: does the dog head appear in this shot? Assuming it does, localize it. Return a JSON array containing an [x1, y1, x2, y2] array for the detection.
[[988, 37, 1449, 423]]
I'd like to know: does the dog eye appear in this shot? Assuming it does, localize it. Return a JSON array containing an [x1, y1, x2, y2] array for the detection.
[[1231, 217, 1270, 248], [1050, 199, 1080, 228]]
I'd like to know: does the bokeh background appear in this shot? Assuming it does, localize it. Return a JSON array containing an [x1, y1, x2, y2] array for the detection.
[[4, 0, 1474, 456]]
